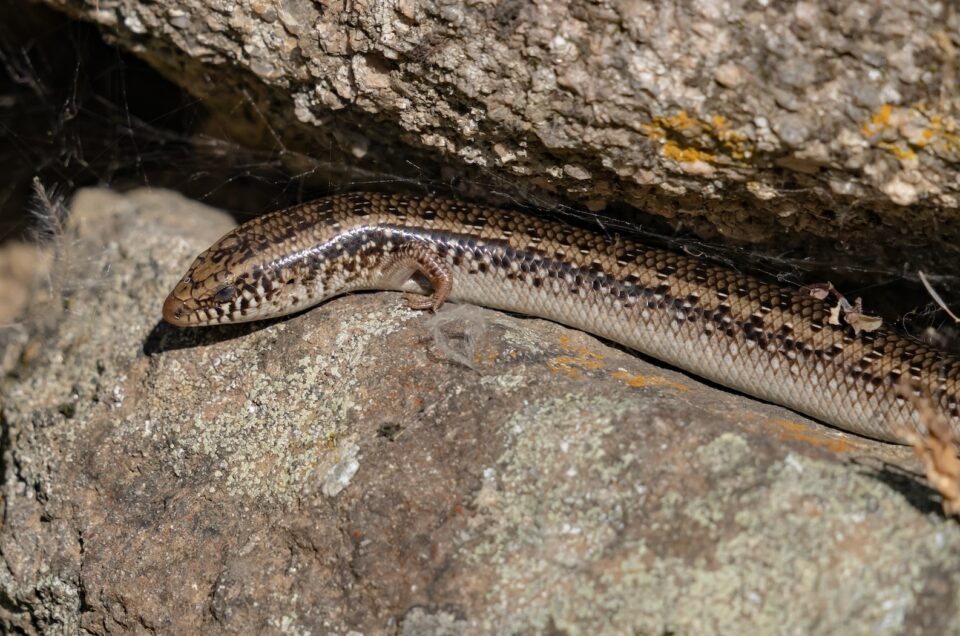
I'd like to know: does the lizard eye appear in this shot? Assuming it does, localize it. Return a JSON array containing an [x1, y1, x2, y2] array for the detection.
[[213, 284, 238, 303]]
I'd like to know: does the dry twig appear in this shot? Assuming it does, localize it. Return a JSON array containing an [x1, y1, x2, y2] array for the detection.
[[918, 270, 960, 323]]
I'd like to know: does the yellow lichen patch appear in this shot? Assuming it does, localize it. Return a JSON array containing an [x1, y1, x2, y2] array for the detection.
[[772, 418, 862, 454], [642, 110, 753, 165], [862, 103, 960, 162], [711, 114, 752, 160], [611, 370, 690, 393], [644, 110, 705, 136], [911, 125, 936, 149], [641, 121, 666, 141], [923, 113, 960, 156], [662, 141, 716, 164], [861, 103, 894, 137], [876, 141, 917, 162]]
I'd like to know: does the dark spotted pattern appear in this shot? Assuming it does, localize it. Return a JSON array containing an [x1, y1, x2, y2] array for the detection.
[[163, 192, 960, 442]]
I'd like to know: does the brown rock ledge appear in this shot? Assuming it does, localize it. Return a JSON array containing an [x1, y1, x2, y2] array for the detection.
[[0, 188, 958, 634], [34, 0, 960, 271]]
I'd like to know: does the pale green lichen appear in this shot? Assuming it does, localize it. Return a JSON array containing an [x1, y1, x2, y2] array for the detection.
[[121, 301, 417, 503], [461, 394, 960, 635]]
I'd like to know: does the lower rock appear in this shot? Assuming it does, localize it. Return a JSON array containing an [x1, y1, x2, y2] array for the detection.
[[1, 188, 957, 634]]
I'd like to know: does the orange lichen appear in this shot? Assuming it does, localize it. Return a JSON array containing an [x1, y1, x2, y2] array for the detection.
[[611, 370, 689, 393], [666, 111, 704, 132], [548, 335, 606, 377], [662, 142, 715, 163], [711, 115, 751, 160], [642, 110, 753, 165], [861, 103, 894, 137], [912, 126, 935, 149], [862, 103, 960, 162], [641, 123, 666, 141], [772, 419, 861, 454], [924, 113, 960, 155], [547, 354, 604, 378], [471, 342, 501, 366], [876, 141, 917, 162]]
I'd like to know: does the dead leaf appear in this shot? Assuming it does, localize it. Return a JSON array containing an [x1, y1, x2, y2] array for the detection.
[[801, 282, 832, 301], [897, 392, 960, 517], [842, 297, 883, 334], [828, 303, 842, 326], [851, 312, 883, 333]]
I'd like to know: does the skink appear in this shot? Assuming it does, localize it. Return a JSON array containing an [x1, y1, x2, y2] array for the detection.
[[162, 192, 960, 443]]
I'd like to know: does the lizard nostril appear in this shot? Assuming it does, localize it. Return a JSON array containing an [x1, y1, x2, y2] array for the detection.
[[162, 294, 188, 326]]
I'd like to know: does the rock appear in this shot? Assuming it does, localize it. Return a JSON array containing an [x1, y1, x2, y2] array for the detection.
[[0, 242, 51, 327], [33, 0, 960, 270], [1, 188, 959, 634]]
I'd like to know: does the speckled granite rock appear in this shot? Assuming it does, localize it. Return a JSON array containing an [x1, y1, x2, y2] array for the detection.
[[35, 0, 960, 269], [1, 188, 959, 634]]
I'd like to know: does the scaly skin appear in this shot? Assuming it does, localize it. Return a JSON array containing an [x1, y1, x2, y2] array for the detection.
[[163, 192, 960, 443]]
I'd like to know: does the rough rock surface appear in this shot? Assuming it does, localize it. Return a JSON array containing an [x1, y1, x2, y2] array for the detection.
[[36, 0, 960, 266], [2, 188, 960, 634]]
